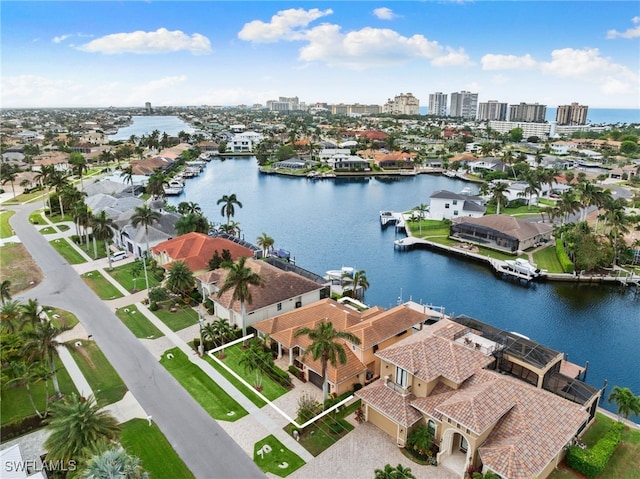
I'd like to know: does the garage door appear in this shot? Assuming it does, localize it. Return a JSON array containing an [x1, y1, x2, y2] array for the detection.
[[367, 406, 397, 438], [308, 369, 324, 389]]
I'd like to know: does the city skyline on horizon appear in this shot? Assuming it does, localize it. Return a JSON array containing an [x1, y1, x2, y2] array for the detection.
[[2, 1, 639, 110]]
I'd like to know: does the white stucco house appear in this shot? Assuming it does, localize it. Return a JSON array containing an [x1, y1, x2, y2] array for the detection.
[[228, 131, 263, 152], [429, 190, 486, 220], [326, 154, 370, 171]]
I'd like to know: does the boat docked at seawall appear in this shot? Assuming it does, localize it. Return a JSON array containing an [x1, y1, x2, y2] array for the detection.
[[163, 178, 184, 196], [504, 258, 542, 278], [326, 266, 354, 283]]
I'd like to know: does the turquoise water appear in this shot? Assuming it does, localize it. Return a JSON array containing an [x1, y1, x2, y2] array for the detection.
[[109, 116, 195, 141], [166, 158, 640, 417]]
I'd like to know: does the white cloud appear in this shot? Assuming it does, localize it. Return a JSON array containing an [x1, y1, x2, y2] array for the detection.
[[238, 8, 333, 43], [1, 75, 88, 107], [373, 7, 397, 20], [52, 34, 72, 44], [431, 47, 473, 67], [481, 53, 537, 70], [540, 47, 635, 81], [606, 16, 640, 39], [76, 28, 212, 55]]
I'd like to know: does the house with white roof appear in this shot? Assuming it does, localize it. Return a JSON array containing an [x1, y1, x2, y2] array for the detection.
[[228, 131, 263, 152], [429, 190, 485, 220]]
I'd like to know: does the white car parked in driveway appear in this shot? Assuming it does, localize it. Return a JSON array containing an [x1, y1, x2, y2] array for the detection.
[[109, 251, 127, 261]]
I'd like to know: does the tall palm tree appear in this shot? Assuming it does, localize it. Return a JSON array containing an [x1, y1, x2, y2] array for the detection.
[[238, 338, 272, 390], [521, 174, 541, 210], [130, 204, 161, 292], [256, 232, 274, 257], [145, 172, 166, 200], [1, 164, 20, 199], [1, 279, 12, 305], [34, 164, 56, 210], [174, 213, 210, 235], [490, 182, 509, 215], [0, 299, 22, 333], [165, 260, 195, 298], [91, 211, 118, 267], [20, 298, 43, 329], [217, 256, 265, 338], [177, 201, 202, 215], [49, 171, 71, 217], [44, 394, 120, 464], [558, 191, 581, 224], [344, 269, 369, 300], [414, 204, 428, 235], [120, 165, 134, 197], [217, 193, 242, 225], [294, 321, 361, 402], [83, 447, 149, 479], [69, 152, 87, 191], [25, 318, 72, 397], [608, 386, 640, 422]]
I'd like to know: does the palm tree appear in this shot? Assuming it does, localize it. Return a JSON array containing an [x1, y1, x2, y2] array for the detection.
[[174, 213, 210, 235], [177, 201, 202, 215], [44, 394, 120, 465], [294, 321, 361, 402], [558, 191, 581, 224], [608, 386, 640, 421], [1, 279, 12, 305], [49, 171, 71, 217], [91, 211, 118, 267], [219, 220, 241, 237], [25, 318, 72, 397], [374, 464, 416, 479], [238, 338, 272, 390], [490, 182, 509, 215], [83, 447, 149, 479], [1, 299, 22, 333], [5, 360, 50, 418], [69, 152, 87, 191], [34, 164, 56, 210], [130, 204, 161, 292], [217, 256, 265, 338], [203, 317, 234, 348], [20, 298, 43, 329], [521, 174, 541, 210], [145, 172, 165, 199], [256, 232, 274, 257], [344, 270, 369, 300], [120, 165, 134, 197], [414, 204, 428, 235], [217, 193, 242, 225], [1, 164, 20, 199], [165, 260, 195, 297]]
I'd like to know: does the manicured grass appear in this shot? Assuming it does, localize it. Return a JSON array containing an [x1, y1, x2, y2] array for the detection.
[[106, 260, 161, 292], [47, 213, 73, 223], [38, 225, 70, 235], [284, 415, 354, 457], [115, 304, 164, 339], [77, 238, 108, 260], [120, 419, 195, 479], [0, 242, 44, 294], [160, 347, 247, 421], [29, 211, 46, 225], [44, 307, 79, 329], [204, 355, 268, 408], [49, 238, 87, 264], [6, 189, 47, 204], [253, 434, 305, 477], [548, 413, 640, 479], [533, 245, 563, 273], [217, 343, 289, 401], [66, 340, 128, 406], [485, 204, 542, 215], [81, 270, 124, 300], [153, 303, 198, 332], [0, 357, 78, 426], [0, 210, 15, 238]]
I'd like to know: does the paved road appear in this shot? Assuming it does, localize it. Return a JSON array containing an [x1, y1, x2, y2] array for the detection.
[[9, 202, 265, 479]]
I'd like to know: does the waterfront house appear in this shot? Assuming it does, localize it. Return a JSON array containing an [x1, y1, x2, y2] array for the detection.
[[450, 215, 553, 252], [376, 152, 417, 170], [356, 317, 600, 479], [130, 156, 175, 176], [429, 190, 485, 221], [228, 131, 263, 153], [112, 204, 180, 257], [200, 258, 327, 331], [326, 154, 370, 171], [253, 299, 435, 396], [272, 158, 312, 170]]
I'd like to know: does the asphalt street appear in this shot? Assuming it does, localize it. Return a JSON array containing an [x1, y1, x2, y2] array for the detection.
[[9, 202, 265, 479]]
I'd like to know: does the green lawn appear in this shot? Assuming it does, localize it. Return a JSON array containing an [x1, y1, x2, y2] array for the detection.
[[44, 307, 79, 329], [66, 341, 128, 406], [38, 224, 70, 235], [106, 260, 161, 292], [0, 357, 78, 426], [253, 434, 305, 477], [548, 413, 640, 479], [533, 245, 563, 273], [120, 419, 195, 479], [485, 204, 542, 215], [160, 347, 247, 421], [204, 355, 268, 408], [216, 343, 289, 402], [115, 304, 164, 339], [49, 238, 87, 264], [0, 210, 15, 238], [153, 303, 198, 332], [29, 211, 47, 225], [81, 270, 124, 300], [284, 415, 354, 457]]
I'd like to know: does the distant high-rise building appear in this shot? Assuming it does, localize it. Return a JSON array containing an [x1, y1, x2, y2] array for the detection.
[[509, 102, 547, 123], [266, 96, 301, 112], [449, 91, 478, 119], [428, 92, 448, 116], [145, 102, 152, 113], [556, 102, 588, 125], [383, 92, 419, 115], [477, 100, 508, 121]]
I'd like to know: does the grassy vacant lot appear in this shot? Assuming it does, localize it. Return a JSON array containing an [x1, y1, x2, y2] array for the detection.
[[153, 303, 198, 332], [0, 210, 15, 238], [66, 341, 128, 406], [533, 245, 563, 273], [81, 270, 124, 300], [205, 355, 268, 408], [160, 347, 247, 421], [0, 357, 77, 426], [253, 434, 305, 477], [115, 304, 164, 339], [49, 238, 87, 264], [548, 413, 640, 479], [217, 344, 289, 402], [107, 260, 161, 292], [0, 242, 43, 294], [120, 419, 195, 479]]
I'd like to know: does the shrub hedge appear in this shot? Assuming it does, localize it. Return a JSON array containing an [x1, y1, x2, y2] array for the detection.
[[556, 238, 575, 274], [566, 422, 624, 479]]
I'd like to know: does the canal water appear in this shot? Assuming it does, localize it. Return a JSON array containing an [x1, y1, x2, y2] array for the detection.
[[166, 157, 639, 417]]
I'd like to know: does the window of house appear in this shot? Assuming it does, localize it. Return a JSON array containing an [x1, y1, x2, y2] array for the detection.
[[277, 303, 282, 311], [460, 435, 468, 453], [427, 420, 436, 435], [452, 200, 458, 205], [445, 203, 450, 209], [395, 366, 408, 387], [453, 210, 459, 216]]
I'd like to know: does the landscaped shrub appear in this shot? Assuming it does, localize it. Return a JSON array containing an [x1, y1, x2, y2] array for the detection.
[[566, 422, 624, 479], [296, 392, 322, 423], [148, 286, 168, 303], [406, 425, 434, 460], [149, 301, 158, 311], [265, 364, 293, 388], [556, 238, 575, 273]]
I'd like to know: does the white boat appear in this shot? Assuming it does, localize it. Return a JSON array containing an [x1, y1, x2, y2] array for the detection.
[[504, 258, 541, 277], [460, 186, 473, 195], [326, 266, 354, 282]]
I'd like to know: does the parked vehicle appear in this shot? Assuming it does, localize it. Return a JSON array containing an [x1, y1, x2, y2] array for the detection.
[[109, 251, 127, 261]]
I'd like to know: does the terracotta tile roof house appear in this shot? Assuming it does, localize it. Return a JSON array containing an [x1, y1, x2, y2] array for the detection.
[[32, 151, 70, 172], [253, 299, 432, 396], [451, 214, 553, 252], [130, 156, 174, 176], [201, 259, 327, 334], [375, 152, 417, 169], [356, 318, 600, 479], [151, 232, 254, 274]]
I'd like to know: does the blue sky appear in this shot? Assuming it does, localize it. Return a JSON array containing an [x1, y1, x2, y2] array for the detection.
[[2, 1, 639, 109]]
